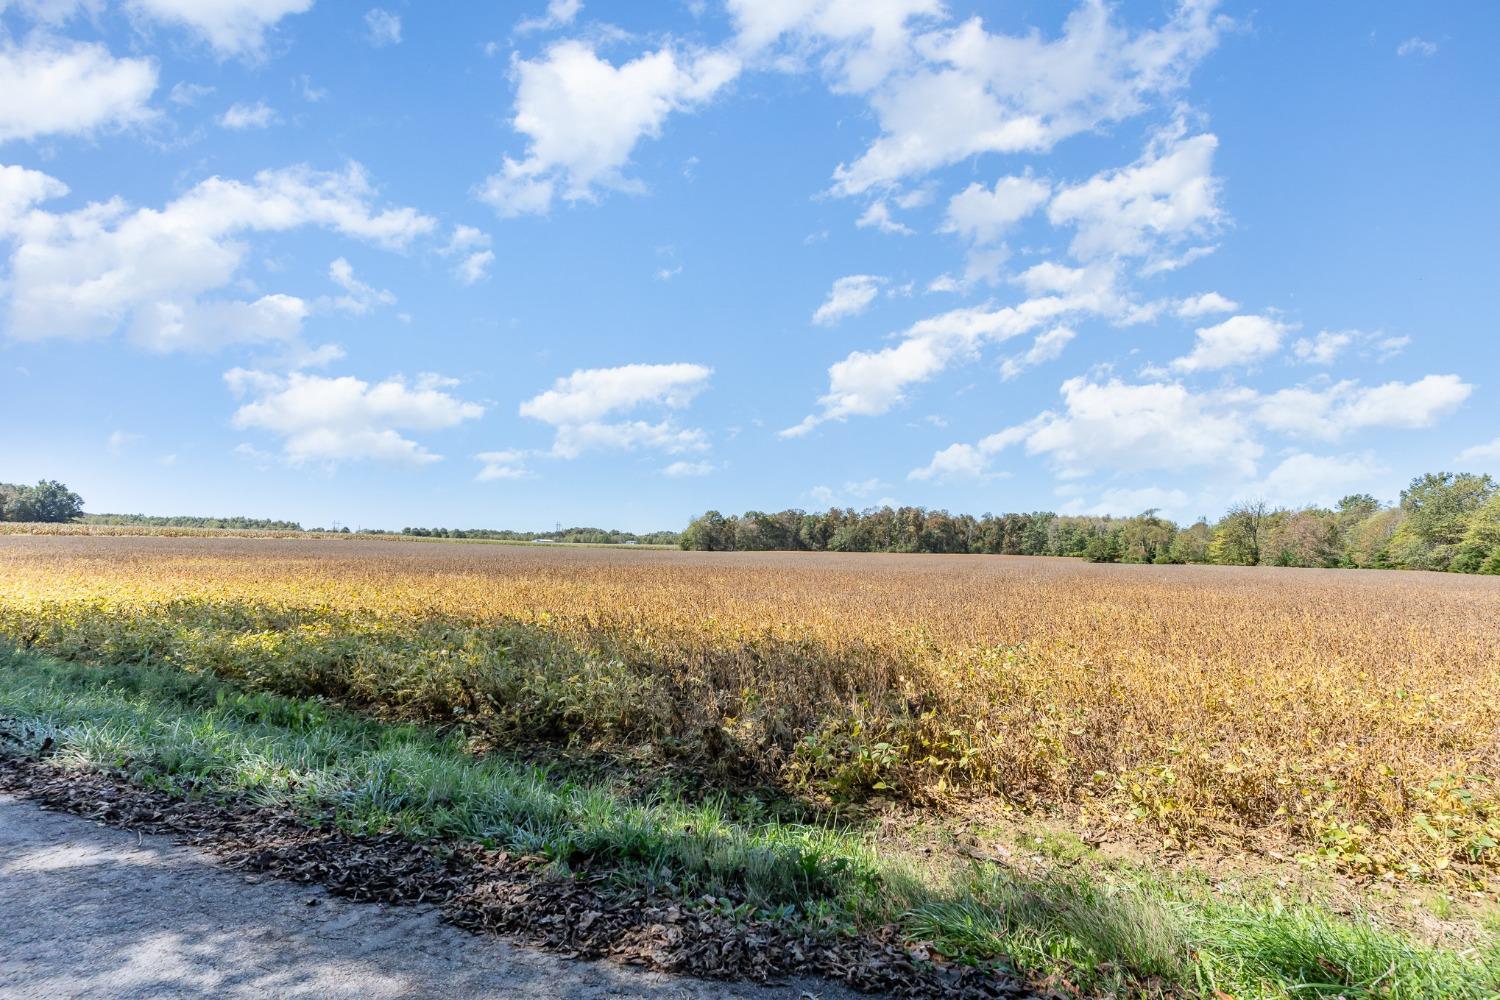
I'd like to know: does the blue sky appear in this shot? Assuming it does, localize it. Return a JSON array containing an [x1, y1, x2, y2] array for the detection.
[[1, 0, 1496, 531]]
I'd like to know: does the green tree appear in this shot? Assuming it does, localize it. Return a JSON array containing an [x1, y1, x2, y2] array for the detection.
[[1396, 472, 1496, 570], [1452, 492, 1500, 574], [1210, 501, 1270, 565], [0, 480, 84, 522]]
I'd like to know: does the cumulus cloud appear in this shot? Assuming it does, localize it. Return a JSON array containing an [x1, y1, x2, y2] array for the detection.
[[1009, 376, 1262, 477], [812, 274, 884, 326], [1170, 314, 1288, 372], [774, 0, 1228, 195], [1457, 437, 1500, 465], [0, 162, 434, 354], [784, 299, 1071, 436], [1292, 329, 1407, 365], [854, 200, 914, 235], [787, 260, 1159, 435], [479, 40, 739, 215], [1175, 291, 1236, 317], [217, 100, 277, 129], [126, 0, 314, 56], [519, 362, 713, 459], [326, 257, 395, 314], [1048, 128, 1222, 262], [999, 325, 1074, 381], [226, 369, 484, 466], [1254, 452, 1385, 508], [916, 366, 1474, 488], [442, 225, 494, 285], [1254, 375, 1473, 441], [1291, 330, 1351, 366], [0, 38, 157, 142], [941, 174, 1049, 245]]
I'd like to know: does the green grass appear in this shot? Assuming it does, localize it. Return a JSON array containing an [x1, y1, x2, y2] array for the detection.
[[1, 645, 1494, 999]]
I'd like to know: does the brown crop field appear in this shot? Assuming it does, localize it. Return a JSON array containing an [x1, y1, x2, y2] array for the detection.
[[3, 534, 1497, 883]]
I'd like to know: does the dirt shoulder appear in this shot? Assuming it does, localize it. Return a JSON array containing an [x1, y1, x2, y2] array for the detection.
[[0, 758, 1030, 999], [0, 789, 851, 999]]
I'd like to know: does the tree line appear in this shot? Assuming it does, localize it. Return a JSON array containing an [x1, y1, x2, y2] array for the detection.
[[396, 526, 680, 545], [679, 472, 1500, 574], [82, 513, 304, 530]]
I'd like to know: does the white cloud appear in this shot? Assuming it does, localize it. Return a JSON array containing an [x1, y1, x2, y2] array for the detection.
[[1254, 375, 1473, 441], [1175, 291, 1236, 317], [941, 174, 1049, 244], [662, 459, 715, 477], [441, 225, 494, 285], [788, 260, 1155, 435], [126, 0, 314, 56], [1048, 128, 1222, 261], [999, 325, 1074, 381], [1292, 329, 1407, 365], [168, 81, 215, 106], [519, 362, 713, 459], [854, 200, 913, 235], [1171, 314, 1288, 372], [218, 100, 277, 129], [785, 299, 1069, 435], [226, 369, 484, 466], [1019, 376, 1262, 476], [326, 257, 395, 314], [920, 376, 1262, 482], [456, 250, 494, 285], [479, 40, 739, 215], [0, 38, 157, 142], [1292, 330, 1351, 366], [1, 162, 435, 353], [475, 449, 531, 481], [1397, 37, 1438, 58], [812, 274, 884, 326], [1254, 452, 1385, 508], [805, 0, 1226, 194], [364, 8, 401, 47], [0, 163, 68, 233], [908, 441, 988, 482], [516, 0, 582, 34], [915, 367, 1474, 488], [1457, 437, 1500, 465]]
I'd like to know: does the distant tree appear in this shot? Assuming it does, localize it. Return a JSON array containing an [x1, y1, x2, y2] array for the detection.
[[1335, 493, 1381, 527], [1265, 508, 1342, 567], [0, 480, 84, 522], [1211, 501, 1271, 565], [1167, 520, 1212, 563], [680, 510, 735, 551], [1082, 530, 1121, 563], [1400, 473, 1496, 547], [1452, 492, 1500, 574], [1118, 509, 1175, 564]]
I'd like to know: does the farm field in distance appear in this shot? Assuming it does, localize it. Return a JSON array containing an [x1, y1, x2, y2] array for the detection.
[[2, 533, 1498, 998]]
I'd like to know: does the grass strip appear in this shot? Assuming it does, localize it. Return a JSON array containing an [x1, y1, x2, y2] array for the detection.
[[1, 646, 1493, 1000]]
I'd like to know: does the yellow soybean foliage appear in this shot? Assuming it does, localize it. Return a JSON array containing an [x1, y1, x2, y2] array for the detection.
[[2, 534, 1497, 877]]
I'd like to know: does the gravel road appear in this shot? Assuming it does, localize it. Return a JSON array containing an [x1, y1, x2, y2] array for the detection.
[[0, 793, 850, 999]]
